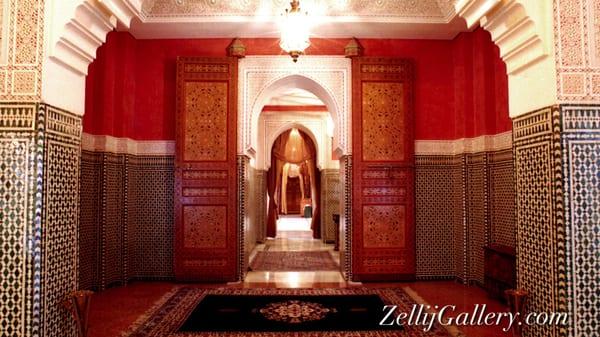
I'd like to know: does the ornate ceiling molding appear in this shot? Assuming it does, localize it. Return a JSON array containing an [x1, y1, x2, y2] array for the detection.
[[141, 0, 457, 21], [480, 0, 548, 75], [48, 1, 116, 76]]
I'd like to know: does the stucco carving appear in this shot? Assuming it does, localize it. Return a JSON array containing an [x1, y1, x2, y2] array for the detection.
[[238, 56, 351, 158], [142, 0, 457, 20]]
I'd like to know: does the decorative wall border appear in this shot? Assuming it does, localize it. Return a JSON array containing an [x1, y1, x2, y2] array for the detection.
[[414, 131, 512, 155], [82, 131, 513, 157], [554, 0, 600, 102], [340, 155, 353, 281], [82, 133, 175, 155]]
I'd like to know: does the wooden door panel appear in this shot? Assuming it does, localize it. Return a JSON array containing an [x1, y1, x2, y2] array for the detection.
[[352, 58, 415, 281], [175, 57, 238, 282]]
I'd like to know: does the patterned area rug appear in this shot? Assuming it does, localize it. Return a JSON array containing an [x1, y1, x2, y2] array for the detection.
[[249, 251, 338, 271], [122, 287, 458, 337]]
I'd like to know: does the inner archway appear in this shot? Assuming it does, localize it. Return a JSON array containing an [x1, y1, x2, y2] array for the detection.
[[246, 126, 344, 281], [239, 58, 351, 281]]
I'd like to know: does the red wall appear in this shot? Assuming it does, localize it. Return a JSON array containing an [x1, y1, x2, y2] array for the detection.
[[84, 29, 510, 141]]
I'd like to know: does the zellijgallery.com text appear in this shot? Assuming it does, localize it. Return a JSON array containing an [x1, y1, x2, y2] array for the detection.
[[380, 304, 568, 332]]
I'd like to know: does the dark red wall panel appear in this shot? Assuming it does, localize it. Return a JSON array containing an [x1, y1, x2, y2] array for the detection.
[[84, 29, 511, 142]]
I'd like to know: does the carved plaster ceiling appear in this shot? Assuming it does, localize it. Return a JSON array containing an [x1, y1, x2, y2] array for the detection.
[[142, 0, 457, 20], [128, 0, 467, 39]]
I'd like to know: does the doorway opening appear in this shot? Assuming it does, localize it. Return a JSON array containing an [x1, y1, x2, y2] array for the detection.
[[245, 88, 344, 284]]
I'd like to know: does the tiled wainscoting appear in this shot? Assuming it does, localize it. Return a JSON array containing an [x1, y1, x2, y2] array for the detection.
[[79, 149, 175, 290], [79, 133, 517, 286], [513, 105, 600, 337], [414, 136, 516, 283], [321, 169, 341, 243], [1, 103, 81, 337], [238, 155, 266, 278]]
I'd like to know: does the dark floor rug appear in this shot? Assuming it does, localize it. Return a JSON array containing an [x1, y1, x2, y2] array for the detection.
[[249, 251, 338, 271], [123, 287, 457, 337]]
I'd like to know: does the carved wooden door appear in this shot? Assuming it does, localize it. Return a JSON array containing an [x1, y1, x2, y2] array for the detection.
[[352, 57, 415, 281], [174, 57, 238, 281]]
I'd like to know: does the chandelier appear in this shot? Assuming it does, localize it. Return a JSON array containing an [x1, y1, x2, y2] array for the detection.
[[279, 0, 311, 62]]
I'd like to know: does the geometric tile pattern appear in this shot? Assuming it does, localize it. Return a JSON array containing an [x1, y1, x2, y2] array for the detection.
[[454, 155, 467, 284], [101, 153, 126, 288], [465, 153, 488, 286], [79, 153, 175, 289], [488, 150, 515, 248], [320, 169, 340, 243], [415, 152, 514, 284], [0, 137, 31, 337], [554, 0, 600, 102], [238, 155, 249, 278], [561, 105, 600, 337], [415, 155, 462, 280], [1, 103, 82, 337], [339, 155, 353, 280], [255, 170, 267, 243], [127, 156, 174, 280], [0, 103, 40, 337], [79, 151, 101, 290], [0, 0, 44, 100], [513, 106, 565, 337], [41, 104, 82, 337]]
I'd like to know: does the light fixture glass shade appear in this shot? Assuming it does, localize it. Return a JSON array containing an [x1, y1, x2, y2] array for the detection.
[[279, 0, 311, 62]]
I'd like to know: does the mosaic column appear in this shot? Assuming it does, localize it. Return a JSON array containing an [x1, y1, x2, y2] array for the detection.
[[237, 155, 249, 281], [512, 106, 566, 337], [339, 155, 352, 281], [560, 105, 600, 337], [0, 103, 81, 337]]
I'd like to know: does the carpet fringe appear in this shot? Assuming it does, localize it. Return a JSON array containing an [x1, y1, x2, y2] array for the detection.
[[401, 286, 466, 337], [120, 285, 182, 337]]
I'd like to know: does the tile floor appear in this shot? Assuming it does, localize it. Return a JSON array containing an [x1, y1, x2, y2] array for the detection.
[[245, 216, 345, 284]]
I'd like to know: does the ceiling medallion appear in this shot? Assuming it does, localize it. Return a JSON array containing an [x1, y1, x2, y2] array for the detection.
[[279, 0, 311, 63]]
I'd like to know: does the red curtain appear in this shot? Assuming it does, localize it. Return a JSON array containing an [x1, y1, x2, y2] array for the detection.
[[267, 129, 320, 238]]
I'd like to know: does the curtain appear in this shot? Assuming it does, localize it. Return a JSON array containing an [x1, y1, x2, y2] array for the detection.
[[268, 128, 319, 237], [307, 159, 321, 239], [281, 163, 290, 214]]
